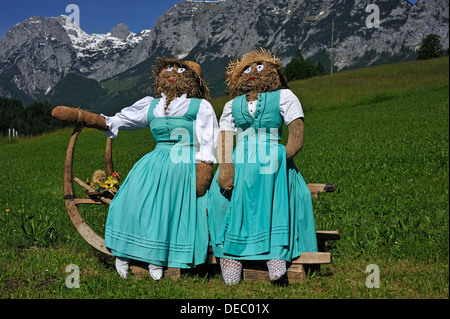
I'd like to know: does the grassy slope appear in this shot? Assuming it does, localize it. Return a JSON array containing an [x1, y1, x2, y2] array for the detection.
[[0, 57, 448, 299]]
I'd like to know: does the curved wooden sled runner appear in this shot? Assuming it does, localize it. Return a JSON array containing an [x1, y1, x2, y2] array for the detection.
[[62, 125, 340, 283], [63, 125, 112, 256]]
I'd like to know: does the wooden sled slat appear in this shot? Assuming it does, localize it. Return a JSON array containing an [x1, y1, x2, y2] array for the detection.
[[316, 230, 341, 241], [292, 252, 332, 265], [242, 252, 331, 284], [73, 177, 112, 205], [63, 125, 111, 256], [74, 198, 103, 205], [307, 183, 335, 198], [242, 264, 308, 283]]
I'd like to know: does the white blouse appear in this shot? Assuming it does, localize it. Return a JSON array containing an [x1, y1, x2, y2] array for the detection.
[[219, 89, 304, 132], [101, 93, 218, 164]]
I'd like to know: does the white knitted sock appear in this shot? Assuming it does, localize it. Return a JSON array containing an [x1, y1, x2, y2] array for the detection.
[[266, 259, 287, 281], [148, 263, 164, 281], [115, 257, 130, 278], [220, 258, 243, 285]]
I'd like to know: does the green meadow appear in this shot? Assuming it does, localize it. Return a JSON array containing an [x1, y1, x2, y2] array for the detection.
[[0, 57, 448, 299]]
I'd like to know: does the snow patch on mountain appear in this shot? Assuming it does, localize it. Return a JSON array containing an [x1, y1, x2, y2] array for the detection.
[[56, 15, 150, 59]]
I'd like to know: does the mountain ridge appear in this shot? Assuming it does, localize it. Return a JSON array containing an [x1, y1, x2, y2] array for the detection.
[[0, 0, 448, 112]]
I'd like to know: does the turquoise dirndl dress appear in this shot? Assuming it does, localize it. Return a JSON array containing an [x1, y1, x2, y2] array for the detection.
[[105, 98, 209, 268], [208, 90, 318, 261]]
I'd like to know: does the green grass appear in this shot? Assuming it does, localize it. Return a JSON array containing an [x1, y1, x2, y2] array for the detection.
[[0, 57, 448, 299], [0, 247, 447, 299]]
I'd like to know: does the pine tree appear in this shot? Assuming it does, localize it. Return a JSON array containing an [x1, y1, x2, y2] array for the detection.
[[417, 34, 443, 60], [316, 62, 326, 75], [284, 49, 323, 81]]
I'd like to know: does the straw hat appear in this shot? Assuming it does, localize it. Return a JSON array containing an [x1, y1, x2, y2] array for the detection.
[[226, 48, 288, 96], [152, 57, 211, 102]]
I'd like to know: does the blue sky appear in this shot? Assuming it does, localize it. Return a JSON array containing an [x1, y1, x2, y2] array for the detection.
[[0, 0, 216, 39]]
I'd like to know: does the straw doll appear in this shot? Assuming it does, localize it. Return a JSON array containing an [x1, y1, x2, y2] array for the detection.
[[207, 48, 318, 285], [52, 58, 218, 280]]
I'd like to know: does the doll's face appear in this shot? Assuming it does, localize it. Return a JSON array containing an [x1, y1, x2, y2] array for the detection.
[[234, 61, 282, 98], [158, 64, 199, 97]]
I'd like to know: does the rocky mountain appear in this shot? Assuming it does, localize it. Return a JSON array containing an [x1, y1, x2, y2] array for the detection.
[[0, 15, 151, 102], [0, 0, 448, 110], [158, 0, 448, 78]]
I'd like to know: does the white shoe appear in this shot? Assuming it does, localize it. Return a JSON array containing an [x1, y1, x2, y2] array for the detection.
[[148, 263, 164, 280], [115, 257, 130, 278]]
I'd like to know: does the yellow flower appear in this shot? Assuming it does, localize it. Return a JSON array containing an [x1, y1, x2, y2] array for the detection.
[[6, 209, 10, 212]]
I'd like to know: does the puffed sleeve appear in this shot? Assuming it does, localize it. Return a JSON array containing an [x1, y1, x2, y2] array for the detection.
[[280, 89, 304, 126], [101, 96, 153, 138], [218, 100, 237, 132], [195, 100, 219, 163]]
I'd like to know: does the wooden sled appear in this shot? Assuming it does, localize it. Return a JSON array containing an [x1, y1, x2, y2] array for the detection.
[[62, 125, 340, 283]]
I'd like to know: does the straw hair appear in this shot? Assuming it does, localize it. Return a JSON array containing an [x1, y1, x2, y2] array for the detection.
[[226, 48, 288, 98], [152, 57, 211, 102]]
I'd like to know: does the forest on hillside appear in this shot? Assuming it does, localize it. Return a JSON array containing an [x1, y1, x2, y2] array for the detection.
[[0, 97, 68, 137]]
